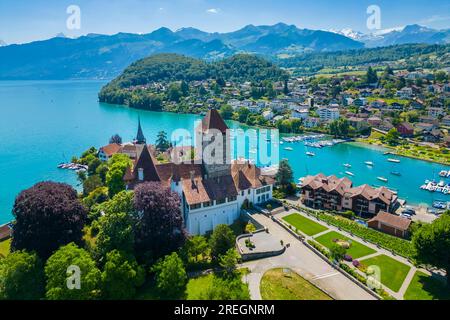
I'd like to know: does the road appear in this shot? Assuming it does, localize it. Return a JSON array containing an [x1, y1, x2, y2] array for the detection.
[[240, 213, 376, 300]]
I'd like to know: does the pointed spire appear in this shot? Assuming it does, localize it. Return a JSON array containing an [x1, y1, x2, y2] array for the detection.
[[135, 116, 146, 144]]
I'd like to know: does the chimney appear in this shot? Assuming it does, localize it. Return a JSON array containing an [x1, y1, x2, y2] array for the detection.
[[190, 170, 196, 188]]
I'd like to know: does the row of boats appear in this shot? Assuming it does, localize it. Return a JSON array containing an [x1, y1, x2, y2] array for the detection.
[[281, 134, 326, 143], [304, 139, 346, 148], [420, 180, 450, 195], [341, 159, 402, 183], [57, 163, 88, 172]]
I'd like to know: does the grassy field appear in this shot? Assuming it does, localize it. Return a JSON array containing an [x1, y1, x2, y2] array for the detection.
[[404, 271, 450, 300], [260, 268, 332, 300], [0, 238, 11, 258], [314, 231, 376, 259], [360, 254, 411, 292], [283, 213, 328, 236]]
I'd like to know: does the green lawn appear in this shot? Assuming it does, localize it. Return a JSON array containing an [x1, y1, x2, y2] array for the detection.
[[360, 254, 411, 292], [0, 238, 11, 258], [283, 213, 328, 236], [404, 271, 450, 300], [186, 273, 215, 300], [260, 268, 332, 300], [314, 231, 376, 259]]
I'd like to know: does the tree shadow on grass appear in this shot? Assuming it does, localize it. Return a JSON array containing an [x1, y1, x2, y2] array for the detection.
[[417, 273, 450, 300]]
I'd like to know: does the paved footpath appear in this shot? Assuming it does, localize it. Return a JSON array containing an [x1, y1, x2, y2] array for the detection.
[[240, 213, 376, 300]]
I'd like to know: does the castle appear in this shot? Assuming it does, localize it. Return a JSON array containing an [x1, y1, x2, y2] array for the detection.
[[122, 110, 275, 235]]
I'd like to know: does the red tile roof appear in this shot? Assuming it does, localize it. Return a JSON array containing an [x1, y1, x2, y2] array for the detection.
[[369, 212, 411, 231], [201, 109, 228, 133], [100, 143, 122, 157]]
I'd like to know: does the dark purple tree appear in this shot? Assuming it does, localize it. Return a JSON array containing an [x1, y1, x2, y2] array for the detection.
[[133, 182, 186, 262], [11, 181, 87, 259]]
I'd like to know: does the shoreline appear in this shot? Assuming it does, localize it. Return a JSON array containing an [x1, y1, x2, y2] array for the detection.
[[103, 101, 450, 168], [355, 139, 450, 167]]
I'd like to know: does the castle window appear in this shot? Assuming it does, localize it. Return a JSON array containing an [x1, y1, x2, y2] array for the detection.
[[216, 198, 226, 205], [138, 168, 144, 181], [228, 196, 237, 202], [190, 203, 201, 211], [203, 201, 212, 208]]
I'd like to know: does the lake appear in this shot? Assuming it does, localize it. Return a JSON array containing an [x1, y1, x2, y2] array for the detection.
[[0, 80, 447, 224]]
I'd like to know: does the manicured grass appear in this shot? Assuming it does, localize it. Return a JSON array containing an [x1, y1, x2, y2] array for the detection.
[[360, 254, 411, 292], [186, 269, 250, 300], [283, 213, 328, 236], [186, 273, 215, 300], [260, 268, 332, 300], [314, 231, 376, 259], [404, 271, 450, 300], [0, 238, 11, 258]]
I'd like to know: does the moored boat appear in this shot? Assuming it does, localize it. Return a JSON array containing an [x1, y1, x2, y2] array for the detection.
[[365, 161, 374, 166], [377, 177, 388, 182], [390, 171, 401, 176], [388, 158, 401, 163], [306, 152, 315, 156], [345, 171, 354, 176]]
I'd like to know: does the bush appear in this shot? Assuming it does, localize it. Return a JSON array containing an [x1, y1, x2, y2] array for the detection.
[[344, 254, 353, 262], [352, 260, 361, 268], [245, 223, 256, 234]]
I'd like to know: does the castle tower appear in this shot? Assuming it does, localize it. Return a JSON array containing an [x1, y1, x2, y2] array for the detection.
[[199, 109, 231, 179]]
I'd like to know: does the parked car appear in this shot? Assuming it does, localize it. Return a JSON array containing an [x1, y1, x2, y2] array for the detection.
[[401, 213, 412, 220], [402, 209, 416, 215]]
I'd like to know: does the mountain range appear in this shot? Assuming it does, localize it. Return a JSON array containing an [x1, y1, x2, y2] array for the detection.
[[0, 22, 449, 80], [330, 24, 450, 47]]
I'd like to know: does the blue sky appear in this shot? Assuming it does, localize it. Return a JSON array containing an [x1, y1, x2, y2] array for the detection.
[[1, 0, 450, 44]]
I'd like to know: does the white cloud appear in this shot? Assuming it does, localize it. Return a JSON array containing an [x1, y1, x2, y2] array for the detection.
[[420, 15, 450, 24], [206, 8, 220, 14]]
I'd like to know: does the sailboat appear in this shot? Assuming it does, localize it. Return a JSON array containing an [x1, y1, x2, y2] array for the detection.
[[343, 163, 352, 168]]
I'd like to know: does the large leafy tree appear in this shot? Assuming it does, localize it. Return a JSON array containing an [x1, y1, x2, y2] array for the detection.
[[12, 182, 87, 259], [275, 159, 294, 187], [101, 250, 145, 300], [152, 252, 187, 298], [155, 131, 170, 152], [109, 134, 122, 144], [199, 276, 250, 300], [96, 212, 135, 260], [106, 154, 132, 197], [133, 182, 186, 262], [413, 214, 450, 286], [366, 66, 378, 84], [182, 235, 209, 263], [45, 243, 101, 300], [383, 128, 400, 146], [0, 250, 45, 300], [209, 224, 235, 260]]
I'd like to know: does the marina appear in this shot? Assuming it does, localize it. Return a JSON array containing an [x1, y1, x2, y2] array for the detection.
[[57, 163, 88, 172]]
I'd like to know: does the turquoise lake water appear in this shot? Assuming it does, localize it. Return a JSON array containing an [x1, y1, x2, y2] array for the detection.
[[0, 80, 448, 224]]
